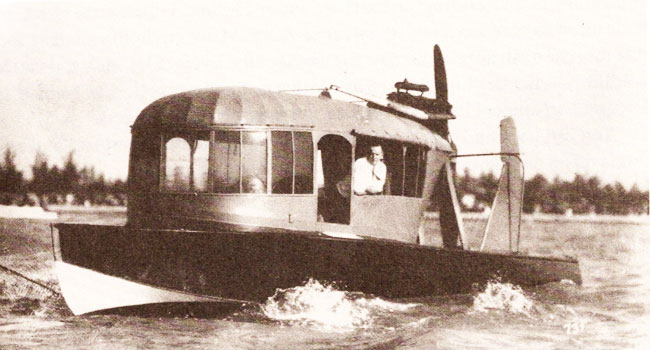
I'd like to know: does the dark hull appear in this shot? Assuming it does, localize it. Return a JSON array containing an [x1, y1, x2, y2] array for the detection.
[[55, 223, 581, 305]]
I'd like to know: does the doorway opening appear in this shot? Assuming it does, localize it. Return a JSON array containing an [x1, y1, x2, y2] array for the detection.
[[316, 135, 352, 224]]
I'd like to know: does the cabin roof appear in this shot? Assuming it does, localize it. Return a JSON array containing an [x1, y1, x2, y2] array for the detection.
[[133, 87, 451, 150]]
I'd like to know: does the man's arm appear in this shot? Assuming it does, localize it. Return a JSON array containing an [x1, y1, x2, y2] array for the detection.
[[367, 162, 386, 194], [352, 158, 367, 195]]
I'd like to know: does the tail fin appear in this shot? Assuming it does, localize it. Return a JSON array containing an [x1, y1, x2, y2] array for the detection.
[[481, 117, 524, 252]]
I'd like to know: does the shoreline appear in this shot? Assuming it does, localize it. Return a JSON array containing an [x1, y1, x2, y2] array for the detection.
[[45, 205, 127, 213], [1, 205, 647, 224], [427, 211, 650, 224]]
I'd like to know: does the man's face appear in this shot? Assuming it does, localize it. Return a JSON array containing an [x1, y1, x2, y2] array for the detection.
[[369, 146, 383, 165]]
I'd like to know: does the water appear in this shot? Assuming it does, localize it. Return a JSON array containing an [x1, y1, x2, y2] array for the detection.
[[1, 212, 649, 349]]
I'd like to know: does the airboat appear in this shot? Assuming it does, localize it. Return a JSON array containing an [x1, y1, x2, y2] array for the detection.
[[53, 45, 581, 315]]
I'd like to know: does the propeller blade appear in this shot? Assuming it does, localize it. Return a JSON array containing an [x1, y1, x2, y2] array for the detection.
[[434, 45, 448, 102]]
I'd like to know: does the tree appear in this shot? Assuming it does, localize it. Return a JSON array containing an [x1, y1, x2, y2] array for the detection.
[[0, 146, 25, 194], [628, 184, 650, 215], [47, 165, 63, 202], [61, 151, 81, 194], [475, 171, 499, 206], [568, 174, 590, 214], [546, 176, 569, 214], [586, 176, 603, 214], [523, 174, 549, 213], [30, 151, 50, 196], [611, 182, 629, 215]]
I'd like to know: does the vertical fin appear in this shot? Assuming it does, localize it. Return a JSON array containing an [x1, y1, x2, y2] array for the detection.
[[481, 117, 523, 252]]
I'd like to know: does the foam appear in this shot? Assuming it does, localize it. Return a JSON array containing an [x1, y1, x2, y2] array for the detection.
[[472, 280, 534, 316], [261, 279, 418, 333]]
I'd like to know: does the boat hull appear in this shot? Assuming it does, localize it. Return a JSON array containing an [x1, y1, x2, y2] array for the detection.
[[55, 261, 227, 315], [54, 223, 581, 315]]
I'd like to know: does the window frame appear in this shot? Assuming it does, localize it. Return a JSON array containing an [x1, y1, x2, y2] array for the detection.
[[353, 135, 429, 198], [271, 130, 315, 195], [160, 131, 211, 193], [158, 127, 315, 196]]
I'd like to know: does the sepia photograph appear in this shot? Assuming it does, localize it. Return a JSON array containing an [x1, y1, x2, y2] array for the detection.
[[1, 0, 648, 349]]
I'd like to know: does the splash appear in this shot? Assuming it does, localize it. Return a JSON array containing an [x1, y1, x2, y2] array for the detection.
[[473, 282, 590, 335], [472, 280, 534, 316], [260, 279, 418, 332]]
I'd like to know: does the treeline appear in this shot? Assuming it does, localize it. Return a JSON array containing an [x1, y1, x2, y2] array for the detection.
[[0, 147, 126, 207], [1, 146, 648, 215], [456, 168, 649, 215]]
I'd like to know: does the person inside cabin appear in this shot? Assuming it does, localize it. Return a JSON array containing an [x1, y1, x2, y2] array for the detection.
[[243, 175, 264, 193], [352, 145, 387, 195]]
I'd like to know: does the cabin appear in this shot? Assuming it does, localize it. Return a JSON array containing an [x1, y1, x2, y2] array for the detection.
[[126, 87, 458, 244]]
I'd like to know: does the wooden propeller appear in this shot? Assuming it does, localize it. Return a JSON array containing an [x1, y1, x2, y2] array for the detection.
[[434, 45, 448, 102]]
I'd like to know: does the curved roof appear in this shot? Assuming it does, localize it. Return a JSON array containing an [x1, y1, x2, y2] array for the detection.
[[133, 87, 451, 151]]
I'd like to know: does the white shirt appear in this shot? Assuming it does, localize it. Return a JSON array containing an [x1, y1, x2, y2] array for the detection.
[[352, 157, 386, 195]]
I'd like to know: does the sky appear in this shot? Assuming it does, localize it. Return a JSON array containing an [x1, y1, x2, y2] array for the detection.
[[0, 0, 648, 189]]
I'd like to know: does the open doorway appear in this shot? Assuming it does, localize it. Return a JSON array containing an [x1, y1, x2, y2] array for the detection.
[[317, 135, 352, 224]]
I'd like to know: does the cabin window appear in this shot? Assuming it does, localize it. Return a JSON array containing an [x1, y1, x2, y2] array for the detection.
[[271, 131, 314, 194], [160, 129, 313, 195], [213, 130, 268, 194], [355, 136, 427, 198], [213, 130, 241, 193], [162, 132, 210, 192], [294, 132, 314, 194], [164, 137, 191, 191], [242, 131, 268, 193], [416, 147, 427, 197], [404, 144, 420, 197], [271, 131, 293, 194], [193, 138, 210, 191], [384, 142, 405, 196]]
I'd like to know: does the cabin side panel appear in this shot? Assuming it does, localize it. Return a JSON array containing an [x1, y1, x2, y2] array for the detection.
[[126, 88, 454, 240], [130, 194, 318, 231], [350, 196, 425, 242]]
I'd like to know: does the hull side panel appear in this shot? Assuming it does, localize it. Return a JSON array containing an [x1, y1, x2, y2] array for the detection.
[[56, 224, 581, 304]]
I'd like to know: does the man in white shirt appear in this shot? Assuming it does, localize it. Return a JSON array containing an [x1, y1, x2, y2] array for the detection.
[[352, 145, 386, 195]]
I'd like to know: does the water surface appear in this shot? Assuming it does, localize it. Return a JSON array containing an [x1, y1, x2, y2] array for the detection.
[[1, 212, 648, 349]]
